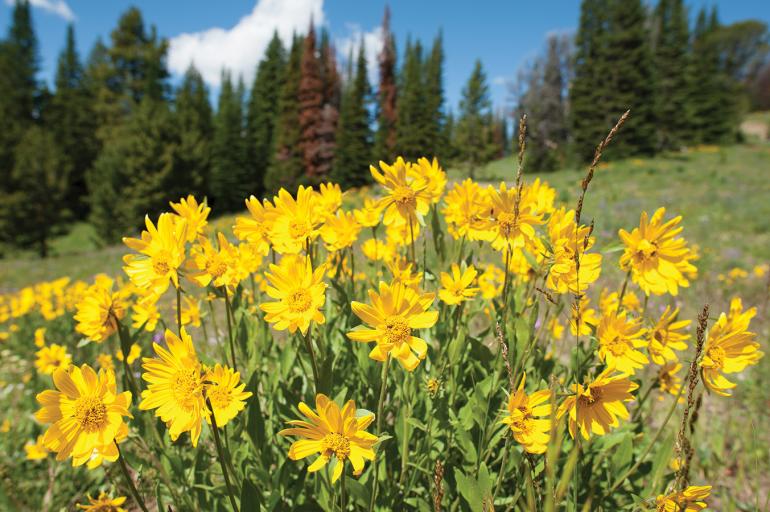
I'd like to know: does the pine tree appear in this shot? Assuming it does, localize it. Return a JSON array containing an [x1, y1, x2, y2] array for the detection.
[[175, 65, 213, 199], [374, 5, 398, 162], [317, 29, 340, 181], [298, 24, 326, 180], [83, 38, 121, 144], [210, 72, 249, 212], [396, 40, 426, 160], [266, 34, 304, 193], [246, 32, 285, 198], [332, 42, 373, 188], [49, 24, 98, 219], [654, 0, 695, 149], [423, 32, 445, 159], [455, 60, 495, 178]]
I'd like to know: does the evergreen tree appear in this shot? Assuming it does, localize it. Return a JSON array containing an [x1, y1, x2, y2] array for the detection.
[[442, 110, 458, 162], [4, 126, 70, 257], [246, 32, 285, 198], [424, 32, 445, 159], [455, 60, 495, 178], [83, 38, 121, 144], [396, 40, 426, 159], [49, 24, 98, 219], [654, 0, 695, 149], [175, 65, 213, 199], [317, 29, 340, 181], [298, 24, 326, 180], [266, 34, 304, 193], [332, 42, 373, 188], [374, 5, 398, 162], [210, 72, 249, 212]]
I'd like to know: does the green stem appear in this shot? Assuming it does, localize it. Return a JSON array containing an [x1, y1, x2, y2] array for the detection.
[[408, 216, 417, 267], [369, 355, 392, 512], [206, 398, 240, 512], [223, 287, 238, 372], [493, 433, 512, 502], [115, 442, 150, 512], [399, 376, 411, 485], [302, 326, 320, 394], [176, 285, 182, 334]]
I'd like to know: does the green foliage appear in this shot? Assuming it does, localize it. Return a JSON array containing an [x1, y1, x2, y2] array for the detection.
[[396, 39, 427, 160], [175, 65, 214, 199], [210, 72, 249, 212], [423, 33, 446, 159], [455, 59, 496, 178]]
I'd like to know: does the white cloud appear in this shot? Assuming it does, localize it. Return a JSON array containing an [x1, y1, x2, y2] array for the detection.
[[168, 0, 324, 87], [336, 23, 384, 85], [492, 76, 508, 86], [5, 0, 75, 21]]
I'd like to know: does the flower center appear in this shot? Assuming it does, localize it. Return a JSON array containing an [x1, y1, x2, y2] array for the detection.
[[75, 395, 108, 433], [173, 368, 204, 411], [577, 387, 603, 407], [497, 212, 517, 237], [287, 289, 312, 313], [635, 239, 658, 261], [207, 386, 231, 411], [152, 251, 172, 275], [708, 346, 726, 368], [384, 316, 411, 346], [289, 220, 311, 239], [205, 257, 228, 278], [322, 432, 351, 460], [393, 186, 416, 209], [606, 336, 629, 356]]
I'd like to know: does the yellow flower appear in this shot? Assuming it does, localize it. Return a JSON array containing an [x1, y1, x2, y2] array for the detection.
[[260, 256, 327, 335], [181, 295, 202, 327], [545, 207, 602, 294], [599, 289, 642, 315], [570, 296, 600, 336], [478, 264, 505, 300], [0, 419, 9, 432], [386, 259, 423, 291], [279, 393, 376, 483], [233, 195, 274, 256], [479, 181, 544, 253], [267, 185, 322, 254], [500, 373, 551, 454], [139, 328, 208, 446], [353, 198, 383, 228], [657, 362, 683, 400], [619, 208, 697, 296], [76, 493, 127, 512], [655, 485, 711, 512], [441, 178, 488, 241], [187, 232, 240, 289], [438, 263, 480, 305], [204, 364, 252, 427], [701, 298, 763, 396], [116, 343, 141, 365], [96, 353, 115, 373], [236, 241, 264, 276], [524, 178, 556, 214], [35, 364, 132, 465], [320, 211, 361, 252], [74, 277, 126, 343], [123, 213, 187, 295], [549, 317, 565, 340], [426, 377, 441, 396], [25, 435, 49, 460], [170, 195, 210, 242], [348, 280, 438, 371], [753, 264, 768, 278], [385, 217, 421, 247], [316, 182, 344, 218], [409, 157, 446, 204], [34, 327, 46, 347], [557, 367, 638, 439], [502, 246, 540, 281], [648, 306, 690, 364], [362, 238, 393, 262], [34, 344, 72, 375], [596, 311, 648, 374], [370, 157, 431, 226]]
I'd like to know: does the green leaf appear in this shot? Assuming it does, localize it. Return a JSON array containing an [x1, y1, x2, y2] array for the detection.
[[611, 432, 634, 474], [240, 479, 262, 511]]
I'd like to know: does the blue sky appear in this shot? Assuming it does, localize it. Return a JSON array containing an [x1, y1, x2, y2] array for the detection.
[[1, 0, 768, 111]]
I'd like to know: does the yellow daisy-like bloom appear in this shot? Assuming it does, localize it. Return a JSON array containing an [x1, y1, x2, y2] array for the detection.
[[181, 295, 202, 327], [260, 256, 327, 335], [596, 311, 649, 374], [480, 182, 544, 253], [348, 280, 438, 371], [35, 344, 72, 375], [34, 327, 46, 347], [524, 178, 556, 214], [204, 364, 252, 427], [279, 393, 376, 483], [267, 185, 322, 254], [441, 178, 489, 241], [316, 182, 344, 218], [657, 362, 683, 400], [500, 373, 551, 454], [370, 157, 431, 226], [353, 198, 383, 228], [76, 493, 127, 512], [619, 208, 698, 296], [502, 245, 541, 281], [386, 259, 423, 291], [361, 238, 393, 262], [24, 435, 49, 460], [74, 277, 126, 343], [35, 364, 132, 465], [545, 207, 602, 295], [236, 241, 264, 276], [96, 353, 115, 373], [131, 294, 160, 332], [557, 367, 638, 439], [549, 317, 565, 340], [655, 485, 711, 512], [701, 297, 763, 396], [320, 211, 362, 252], [409, 157, 447, 204], [233, 195, 274, 256], [385, 217, 421, 247], [570, 296, 600, 336], [123, 213, 187, 295], [478, 264, 505, 300], [116, 343, 141, 365], [187, 232, 240, 289], [599, 288, 642, 315], [170, 195, 210, 242], [648, 306, 690, 365], [139, 328, 208, 446], [438, 263, 480, 305]]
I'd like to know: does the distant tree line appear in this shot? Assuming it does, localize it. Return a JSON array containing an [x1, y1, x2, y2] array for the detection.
[[0, 2, 506, 253], [513, 0, 769, 170]]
